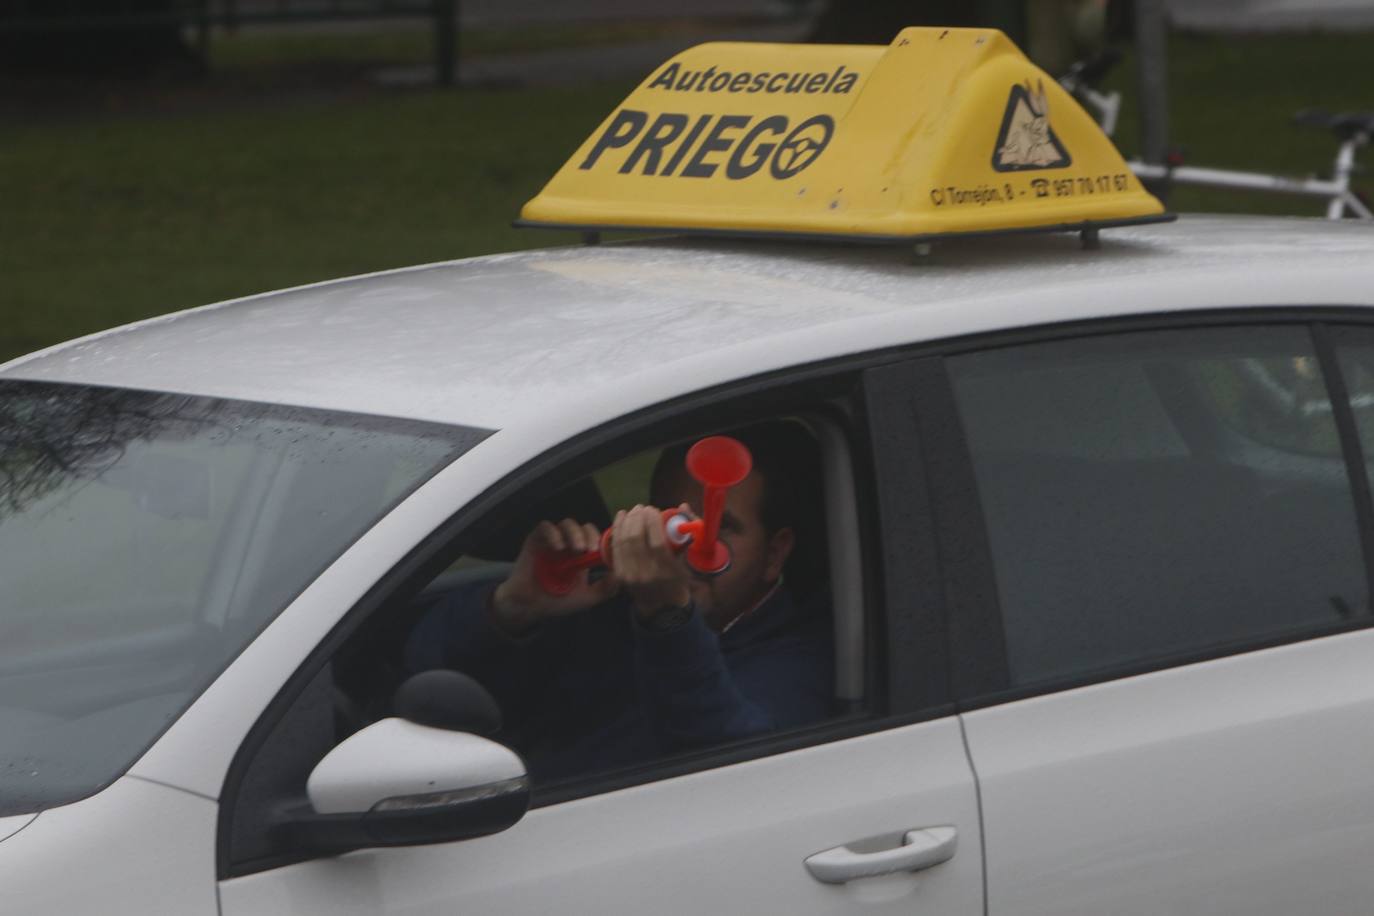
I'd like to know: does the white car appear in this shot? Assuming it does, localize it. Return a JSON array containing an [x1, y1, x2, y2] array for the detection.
[[4, 26, 1374, 916]]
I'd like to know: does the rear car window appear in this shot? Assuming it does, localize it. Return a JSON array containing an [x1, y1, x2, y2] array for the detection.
[[0, 380, 487, 815], [949, 326, 1367, 688]]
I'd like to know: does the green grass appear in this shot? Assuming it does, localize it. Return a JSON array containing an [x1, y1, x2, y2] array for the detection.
[[211, 26, 434, 71], [210, 20, 729, 72], [595, 450, 661, 516], [4, 30, 1374, 364], [1102, 31, 1374, 216], [0, 81, 634, 361]]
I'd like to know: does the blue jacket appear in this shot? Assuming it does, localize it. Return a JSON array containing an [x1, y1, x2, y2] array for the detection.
[[404, 580, 833, 781]]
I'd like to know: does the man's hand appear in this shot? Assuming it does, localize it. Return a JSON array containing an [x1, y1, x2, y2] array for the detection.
[[491, 519, 619, 637], [611, 504, 693, 620]]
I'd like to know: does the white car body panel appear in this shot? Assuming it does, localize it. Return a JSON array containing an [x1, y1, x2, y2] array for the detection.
[[0, 814, 36, 844], [0, 777, 218, 914], [4, 218, 1372, 435], [964, 627, 1374, 915], [220, 717, 983, 916]]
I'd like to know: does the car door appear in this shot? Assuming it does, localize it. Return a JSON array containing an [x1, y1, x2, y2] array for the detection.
[[215, 364, 986, 916], [934, 319, 1374, 915]]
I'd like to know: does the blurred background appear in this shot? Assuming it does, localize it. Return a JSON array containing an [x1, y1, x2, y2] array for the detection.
[[2, 0, 1371, 363]]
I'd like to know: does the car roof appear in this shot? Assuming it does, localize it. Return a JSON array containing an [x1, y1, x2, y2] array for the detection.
[[4, 214, 1373, 432]]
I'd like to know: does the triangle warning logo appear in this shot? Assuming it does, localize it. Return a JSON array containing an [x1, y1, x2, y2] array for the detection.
[[992, 80, 1071, 171]]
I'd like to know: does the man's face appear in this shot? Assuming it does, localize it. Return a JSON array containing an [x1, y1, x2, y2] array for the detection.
[[654, 468, 794, 631]]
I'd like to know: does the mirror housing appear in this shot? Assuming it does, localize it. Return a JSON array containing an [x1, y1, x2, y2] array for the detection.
[[393, 669, 502, 736], [284, 718, 528, 857]]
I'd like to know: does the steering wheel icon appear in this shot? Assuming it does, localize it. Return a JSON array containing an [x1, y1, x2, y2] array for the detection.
[[771, 116, 835, 179]]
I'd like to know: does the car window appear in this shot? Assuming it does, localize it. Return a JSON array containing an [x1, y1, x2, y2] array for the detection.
[[0, 380, 485, 815], [332, 417, 847, 792], [1190, 353, 1342, 457], [948, 326, 1368, 689]]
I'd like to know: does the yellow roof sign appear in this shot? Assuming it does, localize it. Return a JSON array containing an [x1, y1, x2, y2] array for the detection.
[[518, 27, 1169, 243]]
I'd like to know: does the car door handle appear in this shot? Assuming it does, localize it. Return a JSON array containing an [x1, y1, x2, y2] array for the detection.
[[804, 826, 957, 885]]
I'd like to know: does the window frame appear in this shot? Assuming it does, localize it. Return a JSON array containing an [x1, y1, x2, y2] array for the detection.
[[217, 355, 954, 880], [924, 307, 1374, 713]]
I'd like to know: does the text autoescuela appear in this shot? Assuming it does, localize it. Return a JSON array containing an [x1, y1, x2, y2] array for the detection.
[[648, 63, 860, 95]]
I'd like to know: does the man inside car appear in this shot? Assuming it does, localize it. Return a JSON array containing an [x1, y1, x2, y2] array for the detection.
[[404, 420, 833, 780]]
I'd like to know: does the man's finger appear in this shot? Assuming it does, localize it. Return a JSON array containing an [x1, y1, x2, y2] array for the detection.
[[582, 523, 601, 553], [645, 507, 665, 549], [630, 506, 654, 546], [534, 520, 564, 552], [620, 507, 644, 547], [611, 509, 630, 574], [619, 509, 650, 578], [558, 518, 585, 553]]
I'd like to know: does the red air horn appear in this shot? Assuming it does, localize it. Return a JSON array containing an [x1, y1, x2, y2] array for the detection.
[[533, 435, 753, 595]]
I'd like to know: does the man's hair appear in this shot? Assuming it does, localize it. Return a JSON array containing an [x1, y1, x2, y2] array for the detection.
[[650, 418, 824, 538]]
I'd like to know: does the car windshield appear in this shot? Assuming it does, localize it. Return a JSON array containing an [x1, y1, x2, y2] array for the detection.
[[0, 380, 487, 815]]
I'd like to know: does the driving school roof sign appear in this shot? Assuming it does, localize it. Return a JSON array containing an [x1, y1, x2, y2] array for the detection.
[[518, 28, 1169, 243]]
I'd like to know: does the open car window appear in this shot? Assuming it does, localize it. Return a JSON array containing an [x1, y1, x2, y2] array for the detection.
[[333, 418, 855, 794]]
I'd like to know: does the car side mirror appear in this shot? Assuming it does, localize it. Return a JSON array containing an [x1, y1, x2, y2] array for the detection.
[[392, 669, 503, 735], [284, 672, 528, 857]]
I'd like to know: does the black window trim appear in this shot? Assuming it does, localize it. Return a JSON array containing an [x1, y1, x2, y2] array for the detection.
[[217, 354, 953, 880], [865, 359, 961, 716], [1312, 321, 1374, 607], [926, 306, 1374, 714]]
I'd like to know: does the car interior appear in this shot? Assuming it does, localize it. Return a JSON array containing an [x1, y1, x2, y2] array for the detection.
[[329, 408, 870, 786]]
